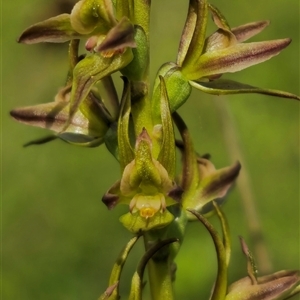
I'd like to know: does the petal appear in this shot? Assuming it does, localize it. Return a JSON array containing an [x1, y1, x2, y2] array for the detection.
[[102, 180, 130, 209], [65, 49, 133, 130], [119, 210, 174, 233], [10, 101, 87, 134], [177, 0, 198, 66], [226, 271, 300, 300], [70, 0, 115, 35], [199, 160, 241, 201], [133, 129, 162, 189], [185, 160, 241, 212], [95, 17, 136, 53], [232, 20, 270, 43], [181, 0, 209, 71], [18, 14, 82, 44], [190, 79, 300, 101], [186, 38, 292, 80], [208, 3, 231, 31]]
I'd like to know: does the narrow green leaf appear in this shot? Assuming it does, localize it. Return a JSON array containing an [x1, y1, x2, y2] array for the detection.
[[190, 79, 300, 100]]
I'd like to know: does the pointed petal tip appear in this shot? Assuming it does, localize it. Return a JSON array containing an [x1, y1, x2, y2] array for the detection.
[[102, 193, 119, 210]]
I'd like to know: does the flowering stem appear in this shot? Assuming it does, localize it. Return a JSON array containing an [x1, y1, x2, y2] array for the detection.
[[143, 232, 175, 300]]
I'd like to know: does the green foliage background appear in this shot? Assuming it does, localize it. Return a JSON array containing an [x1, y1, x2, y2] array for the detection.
[[2, 1, 299, 299]]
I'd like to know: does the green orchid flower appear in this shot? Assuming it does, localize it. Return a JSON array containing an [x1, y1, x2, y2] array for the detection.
[[102, 77, 181, 233], [173, 112, 240, 219], [10, 82, 112, 147], [102, 128, 180, 233], [17, 0, 137, 131], [152, 0, 299, 119], [18, 0, 136, 54], [225, 237, 300, 300], [179, 1, 300, 101], [10, 39, 115, 147]]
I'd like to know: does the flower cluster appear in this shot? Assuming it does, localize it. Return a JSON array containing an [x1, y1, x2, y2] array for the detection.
[[11, 0, 299, 299]]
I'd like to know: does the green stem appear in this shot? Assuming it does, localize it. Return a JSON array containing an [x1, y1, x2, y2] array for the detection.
[[143, 233, 175, 300], [147, 259, 174, 300]]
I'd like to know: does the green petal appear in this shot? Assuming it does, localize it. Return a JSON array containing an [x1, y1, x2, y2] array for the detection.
[[65, 49, 133, 130], [119, 210, 174, 233], [95, 16, 136, 53], [182, 0, 208, 72], [18, 14, 82, 44], [183, 159, 241, 213], [10, 101, 87, 134], [199, 160, 241, 205], [226, 270, 300, 300], [232, 20, 270, 43], [177, 0, 198, 66], [187, 39, 292, 80], [70, 0, 115, 35], [190, 79, 300, 100], [133, 129, 162, 188], [208, 3, 231, 31]]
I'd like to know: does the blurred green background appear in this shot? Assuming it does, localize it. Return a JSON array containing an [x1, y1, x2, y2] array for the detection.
[[2, 1, 299, 299]]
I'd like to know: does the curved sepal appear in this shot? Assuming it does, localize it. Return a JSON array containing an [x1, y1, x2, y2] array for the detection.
[[232, 20, 270, 43], [18, 14, 82, 44], [95, 16, 136, 53], [186, 39, 291, 80], [181, 0, 208, 71], [10, 92, 110, 147]]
